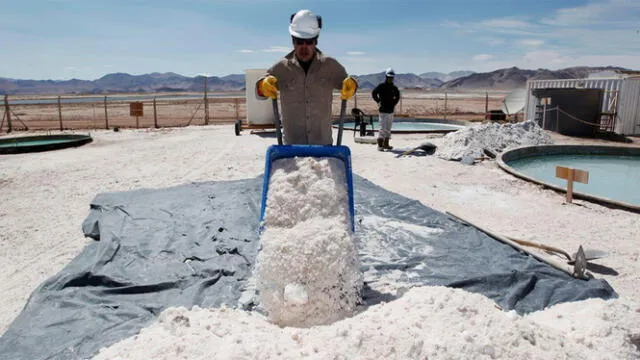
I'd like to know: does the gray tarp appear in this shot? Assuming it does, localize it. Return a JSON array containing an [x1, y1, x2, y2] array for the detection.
[[0, 175, 616, 360]]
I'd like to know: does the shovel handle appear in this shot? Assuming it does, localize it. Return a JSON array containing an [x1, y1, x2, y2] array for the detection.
[[508, 237, 572, 261], [336, 99, 347, 146], [271, 98, 283, 145], [445, 211, 582, 279], [397, 146, 420, 158]]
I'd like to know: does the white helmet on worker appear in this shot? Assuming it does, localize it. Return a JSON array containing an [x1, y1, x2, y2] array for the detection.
[[385, 68, 395, 77], [289, 9, 322, 39]]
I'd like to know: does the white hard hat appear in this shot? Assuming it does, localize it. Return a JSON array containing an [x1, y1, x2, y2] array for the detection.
[[289, 10, 322, 39], [385, 68, 395, 77]]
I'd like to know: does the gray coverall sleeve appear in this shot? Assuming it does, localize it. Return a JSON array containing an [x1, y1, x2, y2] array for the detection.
[[332, 60, 348, 90]]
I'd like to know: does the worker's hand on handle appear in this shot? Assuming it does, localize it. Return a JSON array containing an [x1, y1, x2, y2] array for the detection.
[[340, 76, 358, 100], [258, 75, 279, 99]]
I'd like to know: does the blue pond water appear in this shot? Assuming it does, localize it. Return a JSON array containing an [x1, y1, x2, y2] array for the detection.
[[507, 154, 640, 206]]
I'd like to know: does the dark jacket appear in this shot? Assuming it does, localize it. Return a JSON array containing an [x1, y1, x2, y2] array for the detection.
[[372, 81, 400, 114]]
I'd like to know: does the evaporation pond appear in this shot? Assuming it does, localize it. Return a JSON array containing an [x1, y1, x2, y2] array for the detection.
[[0, 138, 76, 147], [507, 154, 640, 206]]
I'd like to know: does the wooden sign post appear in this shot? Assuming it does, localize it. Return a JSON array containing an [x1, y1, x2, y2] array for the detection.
[[130, 102, 144, 128], [555, 166, 589, 203]]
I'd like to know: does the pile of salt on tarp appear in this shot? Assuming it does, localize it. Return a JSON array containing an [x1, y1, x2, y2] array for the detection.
[[0, 175, 615, 360]]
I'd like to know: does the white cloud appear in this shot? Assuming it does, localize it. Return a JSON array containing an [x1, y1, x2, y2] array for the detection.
[[473, 54, 494, 61], [262, 46, 290, 53], [346, 51, 365, 56], [476, 37, 506, 46], [503, 50, 640, 71], [555, 53, 640, 69], [480, 18, 534, 29], [440, 21, 463, 28], [542, 0, 640, 26], [439, 20, 477, 35], [452, 17, 543, 37], [540, 27, 639, 54], [522, 51, 571, 66], [518, 39, 544, 47], [239, 49, 254, 53]]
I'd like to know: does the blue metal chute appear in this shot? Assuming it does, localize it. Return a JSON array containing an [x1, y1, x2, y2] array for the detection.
[[259, 144, 355, 232], [259, 99, 355, 232]]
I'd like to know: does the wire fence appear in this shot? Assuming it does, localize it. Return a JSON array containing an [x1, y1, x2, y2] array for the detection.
[[1, 94, 247, 132], [1, 91, 504, 133]]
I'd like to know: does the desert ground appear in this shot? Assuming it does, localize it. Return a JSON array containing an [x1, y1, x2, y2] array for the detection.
[[1, 92, 639, 359]]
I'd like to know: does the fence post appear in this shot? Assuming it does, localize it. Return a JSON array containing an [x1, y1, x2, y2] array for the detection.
[[485, 91, 488, 114], [444, 91, 448, 121], [3, 95, 12, 133], [153, 97, 158, 128], [204, 77, 209, 125], [104, 96, 109, 129], [57, 96, 63, 131]]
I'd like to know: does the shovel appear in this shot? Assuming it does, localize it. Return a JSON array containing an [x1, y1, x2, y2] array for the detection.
[[259, 97, 355, 232], [395, 141, 437, 158], [507, 237, 608, 264], [445, 211, 602, 279]]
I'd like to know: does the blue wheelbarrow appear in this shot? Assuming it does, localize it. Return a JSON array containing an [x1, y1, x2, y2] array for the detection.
[[259, 98, 355, 232]]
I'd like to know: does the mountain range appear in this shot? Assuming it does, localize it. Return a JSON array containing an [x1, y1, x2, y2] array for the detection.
[[0, 66, 634, 95]]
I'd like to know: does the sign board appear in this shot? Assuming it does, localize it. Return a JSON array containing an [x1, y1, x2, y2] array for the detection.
[[556, 166, 589, 183], [555, 166, 589, 203], [130, 102, 143, 117]]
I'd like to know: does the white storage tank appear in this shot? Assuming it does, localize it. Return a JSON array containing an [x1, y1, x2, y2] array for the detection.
[[245, 69, 276, 125]]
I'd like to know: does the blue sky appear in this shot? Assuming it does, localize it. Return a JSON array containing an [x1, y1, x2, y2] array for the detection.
[[1, 0, 639, 80]]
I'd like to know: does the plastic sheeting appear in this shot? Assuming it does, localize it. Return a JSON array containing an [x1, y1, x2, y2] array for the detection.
[[0, 175, 616, 360]]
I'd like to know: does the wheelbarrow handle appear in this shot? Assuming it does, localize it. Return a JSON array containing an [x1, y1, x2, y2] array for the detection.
[[336, 99, 347, 146], [272, 97, 346, 146], [271, 98, 283, 145]]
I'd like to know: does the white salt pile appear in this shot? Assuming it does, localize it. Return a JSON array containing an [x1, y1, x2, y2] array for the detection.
[[254, 156, 363, 327], [92, 286, 640, 360], [435, 120, 553, 161]]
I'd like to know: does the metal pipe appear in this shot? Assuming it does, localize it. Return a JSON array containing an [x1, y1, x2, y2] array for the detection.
[[271, 98, 283, 145], [336, 99, 347, 146]]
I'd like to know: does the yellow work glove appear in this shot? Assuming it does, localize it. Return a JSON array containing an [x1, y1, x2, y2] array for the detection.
[[258, 75, 279, 99], [340, 76, 358, 100]]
